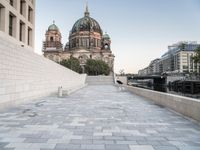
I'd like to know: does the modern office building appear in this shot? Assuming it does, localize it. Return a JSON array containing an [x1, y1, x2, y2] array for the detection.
[[138, 67, 148, 76], [0, 0, 35, 50], [148, 58, 161, 75], [163, 42, 200, 73], [171, 42, 200, 73], [138, 42, 200, 75]]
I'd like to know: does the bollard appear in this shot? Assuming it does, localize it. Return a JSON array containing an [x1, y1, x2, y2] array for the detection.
[[58, 86, 63, 97]]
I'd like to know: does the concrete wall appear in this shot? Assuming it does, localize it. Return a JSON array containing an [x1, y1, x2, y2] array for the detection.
[[125, 85, 200, 122], [0, 36, 86, 109]]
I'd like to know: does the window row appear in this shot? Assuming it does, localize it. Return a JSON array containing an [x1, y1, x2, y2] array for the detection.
[[70, 38, 101, 48], [0, 3, 33, 46], [9, 13, 32, 46], [9, 0, 33, 23]]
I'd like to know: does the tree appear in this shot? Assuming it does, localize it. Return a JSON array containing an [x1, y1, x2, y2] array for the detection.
[[60, 57, 82, 73], [85, 59, 110, 75], [119, 69, 125, 76], [192, 46, 200, 75], [193, 46, 200, 63]]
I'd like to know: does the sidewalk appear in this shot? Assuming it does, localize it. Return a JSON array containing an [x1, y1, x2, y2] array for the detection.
[[0, 85, 200, 150]]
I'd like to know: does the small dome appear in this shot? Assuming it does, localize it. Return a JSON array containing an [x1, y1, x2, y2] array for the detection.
[[103, 33, 110, 39], [48, 21, 59, 31]]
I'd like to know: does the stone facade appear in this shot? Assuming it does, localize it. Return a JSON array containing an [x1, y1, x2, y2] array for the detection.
[[43, 5, 115, 73], [0, 35, 86, 109], [0, 0, 35, 50], [0, 0, 86, 109]]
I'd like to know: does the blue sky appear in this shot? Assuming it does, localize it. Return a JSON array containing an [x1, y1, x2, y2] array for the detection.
[[35, 0, 200, 73]]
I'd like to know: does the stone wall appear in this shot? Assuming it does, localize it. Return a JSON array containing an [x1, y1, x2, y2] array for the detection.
[[125, 85, 200, 122], [0, 36, 86, 109]]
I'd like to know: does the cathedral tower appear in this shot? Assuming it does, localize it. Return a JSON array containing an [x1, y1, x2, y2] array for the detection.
[[43, 21, 63, 52]]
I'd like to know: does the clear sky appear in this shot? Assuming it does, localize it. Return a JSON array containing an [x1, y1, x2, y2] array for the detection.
[[35, 0, 200, 74]]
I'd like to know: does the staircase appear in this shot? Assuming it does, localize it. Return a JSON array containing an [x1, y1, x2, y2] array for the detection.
[[86, 76, 115, 85]]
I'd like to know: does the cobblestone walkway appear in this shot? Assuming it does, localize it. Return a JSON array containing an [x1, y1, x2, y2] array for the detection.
[[0, 85, 200, 150]]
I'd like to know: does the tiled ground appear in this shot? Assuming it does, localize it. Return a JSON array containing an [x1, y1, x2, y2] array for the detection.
[[0, 85, 200, 150]]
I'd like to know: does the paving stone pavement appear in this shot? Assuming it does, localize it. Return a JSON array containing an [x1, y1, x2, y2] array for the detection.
[[0, 85, 200, 150]]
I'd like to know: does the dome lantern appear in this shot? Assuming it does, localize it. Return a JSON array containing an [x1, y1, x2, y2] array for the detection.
[[84, 2, 90, 17]]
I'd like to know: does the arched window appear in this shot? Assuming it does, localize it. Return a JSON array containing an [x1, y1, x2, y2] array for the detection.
[[105, 44, 109, 49], [50, 37, 54, 42]]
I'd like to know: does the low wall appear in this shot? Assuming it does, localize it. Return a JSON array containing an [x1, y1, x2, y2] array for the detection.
[[125, 85, 200, 122], [0, 36, 86, 109]]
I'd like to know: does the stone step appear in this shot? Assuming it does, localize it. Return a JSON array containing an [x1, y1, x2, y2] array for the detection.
[[86, 76, 114, 85]]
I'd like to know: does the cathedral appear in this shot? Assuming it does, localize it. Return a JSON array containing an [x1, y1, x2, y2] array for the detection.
[[43, 5, 115, 73]]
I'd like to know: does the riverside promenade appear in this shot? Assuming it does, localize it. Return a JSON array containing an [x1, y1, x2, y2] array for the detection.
[[0, 85, 200, 150]]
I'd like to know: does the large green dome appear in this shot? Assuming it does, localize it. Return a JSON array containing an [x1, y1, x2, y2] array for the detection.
[[71, 7, 102, 34]]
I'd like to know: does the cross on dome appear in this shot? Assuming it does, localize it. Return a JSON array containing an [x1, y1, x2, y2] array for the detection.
[[84, 1, 90, 17]]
